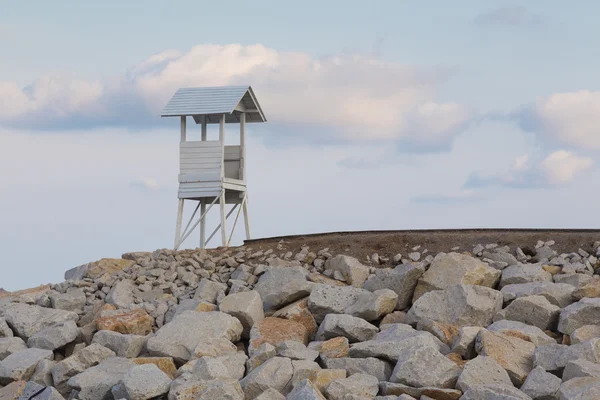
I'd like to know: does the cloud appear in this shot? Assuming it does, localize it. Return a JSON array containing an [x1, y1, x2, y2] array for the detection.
[[474, 6, 543, 26], [464, 151, 594, 189], [514, 90, 600, 150], [0, 44, 472, 151], [411, 189, 482, 204], [130, 177, 160, 190]]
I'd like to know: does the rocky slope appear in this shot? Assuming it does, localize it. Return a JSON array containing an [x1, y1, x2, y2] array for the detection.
[[1, 239, 600, 399]]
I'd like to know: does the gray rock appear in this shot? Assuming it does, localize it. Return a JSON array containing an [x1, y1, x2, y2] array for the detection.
[[389, 346, 460, 388], [457, 355, 513, 393], [323, 357, 392, 382], [413, 252, 501, 301], [67, 357, 134, 400], [290, 359, 321, 388], [315, 314, 378, 343], [219, 290, 264, 339], [405, 284, 503, 328], [217, 352, 248, 380], [500, 264, 552, 288], [363, 263, 425, 310], [193, 357, 235, 380], [193, 337, 238, 358], [146, 311, 243, 363], [558, 298, 600, 335], [563, 359, 600, 381], [254, 267, 313, 311], [287, 378, 325, 400], [308, 285, 395, 323], [558, 376, 600, 400], [115, 363, 172, 400], [50, 289, 86, 312], [0, 318, 12, 338], [0, 337, 27, 360], [255, 388, 286, 400], [483, 251, 519, 267], [27, 320, 79, 350], [92, 330, 146, 358], [461, 384, 533, 400], [325, 373, 378, 400], [487, 320, 556, 346], [2, 303, 79, 340], [169, 376, 244, 400], [30, 358, 56, 386], [106, 279, 136, 309], [553, 274, 594, 288], [501, 282, 575, 308], [494, 295, 561, 331], [535, 246, 557, 262], [276, 341, 318, 361], [194, 279, 228, 303], [247, 343, 277, 371], [64, 263, 88, 281], [344, 289, 397, 321], [451, 327, 483, 358], [533, 339, 600, 372], [31, 386, 66, 400], [0, 348, 53, 384], [520, 366, 560, 400], [571, 325, 600, 344], [324, 255, 370, 287], [240, 357, 294, 400], [52, 343, 116, 389]]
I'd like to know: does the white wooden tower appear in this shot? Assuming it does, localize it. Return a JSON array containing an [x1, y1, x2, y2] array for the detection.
[[161, 86, 266, 250]]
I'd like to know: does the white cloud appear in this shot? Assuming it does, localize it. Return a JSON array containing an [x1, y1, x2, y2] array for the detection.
[[130, 177, 160, 190], [540, 150, 594, 185], [0, 44, 472, 150], [516, 90, 600, 150]]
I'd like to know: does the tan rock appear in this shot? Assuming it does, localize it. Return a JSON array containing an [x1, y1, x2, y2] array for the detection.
[[95, 309, 153, 335], [446, 353, 467, 368], [85, 258, 135, 279], [272, 298, 317, 339], [307, 273, 347, 287], [0, 380, 26, 399], [542, 265, 562, 275], [417, 319, 459, 346], [249, 317, 308, 353], [0, 285, 51, 301], [380, 311, 407, 326], [573, 280, 600, 300], [133, 357, 177, 379], [195, 301, 218, 312], [475, 330, 536, 386], [319, 337, 349, 359], [193, 337, 238, 358], [309, 369, 346, 393]]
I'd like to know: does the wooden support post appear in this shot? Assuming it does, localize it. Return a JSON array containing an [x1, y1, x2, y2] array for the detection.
[[174, 199, 184, 249], [243, 193, 251, 240]]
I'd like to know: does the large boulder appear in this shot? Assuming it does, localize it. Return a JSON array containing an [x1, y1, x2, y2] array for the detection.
[[324, 255, 370, 287], [363, 263, 425, 310], [501, 282, 575, 308], [405, 284, 503, 328], [254, 267, 314, 312], [0, 348, 53, 384], [272, 298, 318, 340], [572, 325, 600, 344], [558, 297, 600, 335], [0, 337, 28, 360], [146, 311, 242, 363], [27, 321, 79, 350], [493, 295, 561, 331], [323, 357, 392, 382], [2, 303, 78, 340], [558, 377, 600, 400], [460, 384, 532, 400], [487, 320, 556, 345], [113, 363, 172, 400], [573, 279, 600, 300], [194, 279, 228, 303], [288, 378, 326, 400], [533, 339, 600, 373], [50, 289, 86, 312], [413, 252, 501, 301], [325, 373, 379, 400], [500, 264, 552, 288], [92, 330, 146, 358], [219, 291, 264, 339], [106, 280, 136, 309], [563, 359, 600, 381], [67, 357, 134, 400], [456, 356, 513, 393], [95, 308, 154, 336], [520, 365, 560, 400], [239, 357, 294, 400], [64, 258, 135, 280], [315, 314, 378, 343], [51, 343, 116, 390], [249, 317, 308, 356], [389, 346, 461, 389]]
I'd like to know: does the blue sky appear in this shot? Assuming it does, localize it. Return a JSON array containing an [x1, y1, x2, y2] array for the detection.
[[1, 1, 599, 290]]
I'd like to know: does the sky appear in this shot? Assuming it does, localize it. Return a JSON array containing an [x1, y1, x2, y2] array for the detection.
[[1, 1, 599, 290]]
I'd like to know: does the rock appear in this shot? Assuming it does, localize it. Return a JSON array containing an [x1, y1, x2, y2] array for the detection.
[[319, 337, 350, 359], [239, 357, 294, 400], [456, 356, 513, 393], [92, 330, 146, 358], [272, 298, 318, 340], [194, 279, 228, 303], [0, 318, 13, 338], [519, 366, 561, 399], [0, 380, 27, 399], [255, 388, 286, 400], [451, 327, 482, 358], [106, 280, 136, 309], [217, 352, 248, 381], [487, 320, 556, 346], [114, 363, 171, 400], [193, 337, 238, 358], [405, 284, 503, 328], [413, 252, 501, 301], [563, 359, 600, 381], [49, 289, 86, 313], [460, 384, 532, 400], [132, 357, 177, 379], [27, 320, 79, 350], [0, 348, 53, 384], [389, 346, 461, 389], [494, 295, 561, 331], [500, 264, 552, 288], [571, 325, 600, 344], [247, 343, 277, 371], [276, 341, 318, 361], [324, 255, 370, 287], [308, 369, 346, 393], [31, 358, 56, 386], [475, 330, 536, 386], [290, 359, 321, 388], [323, 357, 392, 382], [287, 378, 326, 400], [66, 357, 134, 400], [29, 386, 66, 400], [170, 377, 244, 400], [344, 289, 397, 321], [254, 267, 313, 312], [95, 309, 154, 336], [306, 285, 359, 323], [325, 373, 378, 400], [501, 282, 575, 308], [363, 263, 425, 310], [67, 258, 135, 280], [146, 311, 242, 363], [2, 303, 79, 340], [219, 291, 264, 339], [315, 314, 378, 343], [192, 357, 235, 380], [249, 317, 308, 355], [416, 319, 459, 346], [408, 252, 420, 262], [380, 311, 407, 326], [553, 274, 594, 288], [483, 251, 519, 267], [558, 377, 600, 400], [573, 280, 600, 300], [378, 382, 461, 399], [559, 298, 600, 335], [0, 337, 28, 360], [51, 343, 116, 389]]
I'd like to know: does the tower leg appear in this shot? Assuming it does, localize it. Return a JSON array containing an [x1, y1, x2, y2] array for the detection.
[[199, 200, 206, 249], [220, 191, 227, 246], [243, 193, 251, 240], [174, 198, 184, 249]]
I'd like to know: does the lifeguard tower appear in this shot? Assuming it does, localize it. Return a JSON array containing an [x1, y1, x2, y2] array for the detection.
[[161, 86, 266, 250]]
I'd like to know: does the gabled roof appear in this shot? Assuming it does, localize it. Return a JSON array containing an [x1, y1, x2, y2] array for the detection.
[[161, 85, 266, 123]]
